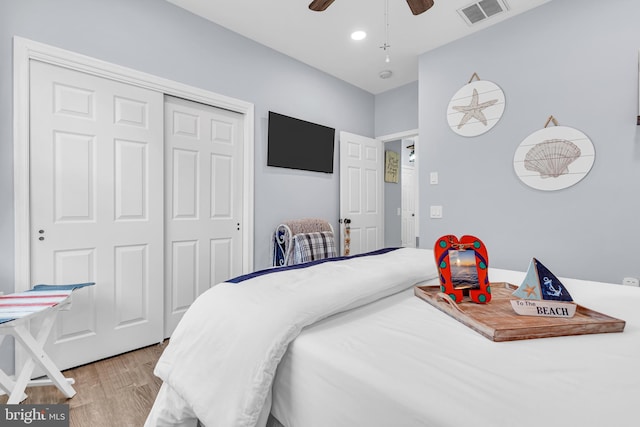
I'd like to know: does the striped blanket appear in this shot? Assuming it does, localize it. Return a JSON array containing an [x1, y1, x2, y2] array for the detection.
[[292, 231, 336, 264], [272, 219, 333, 267], [0, 283, 94, 325]]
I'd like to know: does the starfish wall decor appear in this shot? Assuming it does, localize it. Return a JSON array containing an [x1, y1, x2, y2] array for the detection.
[[452, 88, 498, 129], [446, 79, 505, 137]]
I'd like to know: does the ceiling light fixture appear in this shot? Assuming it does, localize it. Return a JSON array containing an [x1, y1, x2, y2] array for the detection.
[[351, 30, 367, 41], [380, 0, 391, 64]]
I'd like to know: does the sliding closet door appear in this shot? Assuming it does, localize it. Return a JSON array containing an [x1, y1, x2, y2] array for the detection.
[[29, 60, 164, 370], [164, 96, 244, 336]]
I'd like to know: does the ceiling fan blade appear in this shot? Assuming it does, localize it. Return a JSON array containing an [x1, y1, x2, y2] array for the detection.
[[309, 0, 336, 12], [406, 0, 435, 15]]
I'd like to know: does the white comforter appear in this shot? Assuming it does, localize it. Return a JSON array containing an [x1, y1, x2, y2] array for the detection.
[[271, 268, 640, 427], [148, 248, 438, 427]]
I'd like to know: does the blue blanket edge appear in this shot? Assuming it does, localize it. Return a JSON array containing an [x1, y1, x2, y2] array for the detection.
[[228, 247, 400, 284], [30, 282, 95, 291]]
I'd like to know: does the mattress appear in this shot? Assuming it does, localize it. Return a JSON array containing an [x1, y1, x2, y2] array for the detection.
[[270, 268, 640, 427]]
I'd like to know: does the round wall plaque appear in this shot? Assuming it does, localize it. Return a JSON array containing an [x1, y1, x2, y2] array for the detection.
[[446, 80, 505, 137], [513, 125, 595, 191]]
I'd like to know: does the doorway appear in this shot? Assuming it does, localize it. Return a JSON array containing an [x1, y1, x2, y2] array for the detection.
[[381, 131, 419, 248]]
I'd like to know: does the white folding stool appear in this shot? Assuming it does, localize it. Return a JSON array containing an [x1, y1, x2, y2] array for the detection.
[[0, 283, 94, 403]]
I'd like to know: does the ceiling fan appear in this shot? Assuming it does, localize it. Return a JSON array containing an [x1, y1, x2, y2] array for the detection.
[[309, 0, 435, 16]]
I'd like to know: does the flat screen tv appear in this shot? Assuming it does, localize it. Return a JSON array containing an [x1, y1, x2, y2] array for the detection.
[[267, 111, 335, 173]]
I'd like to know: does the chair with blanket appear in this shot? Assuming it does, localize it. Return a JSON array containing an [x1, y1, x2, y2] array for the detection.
[[272, 218, 336, 266]]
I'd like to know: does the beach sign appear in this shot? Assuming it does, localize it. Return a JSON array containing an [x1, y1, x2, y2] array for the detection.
[[511, 258, 576, 318]]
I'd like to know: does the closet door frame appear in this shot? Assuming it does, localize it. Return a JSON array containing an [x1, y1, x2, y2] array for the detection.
[[13, 36, 255, 294]]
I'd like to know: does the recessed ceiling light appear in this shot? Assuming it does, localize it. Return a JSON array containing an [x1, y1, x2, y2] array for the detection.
[[350, 30, 367, 41]]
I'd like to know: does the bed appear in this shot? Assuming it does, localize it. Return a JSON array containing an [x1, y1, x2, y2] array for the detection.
[[145, 247, 640, 427]]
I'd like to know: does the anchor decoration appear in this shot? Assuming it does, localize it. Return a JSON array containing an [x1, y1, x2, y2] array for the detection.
[[433, 235, 491, 304], [511, 258, 576, 318]]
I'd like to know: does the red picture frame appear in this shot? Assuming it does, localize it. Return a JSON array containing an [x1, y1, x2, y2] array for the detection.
[[433, 235, 491, 304]]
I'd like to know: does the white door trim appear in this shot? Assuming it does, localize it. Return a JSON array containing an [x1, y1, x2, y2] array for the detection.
[[13, 36, 255, 293], [376, 129, 419, 142]]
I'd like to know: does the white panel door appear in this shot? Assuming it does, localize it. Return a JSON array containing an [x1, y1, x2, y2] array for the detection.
[[401, 166, 416, 248], [29, 60, 164, 370], [164, 96, 244, 336], [339, 131, 383, 256]]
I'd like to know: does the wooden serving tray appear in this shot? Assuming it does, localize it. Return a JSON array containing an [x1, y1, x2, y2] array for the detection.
[[414, 282, 625, 342]]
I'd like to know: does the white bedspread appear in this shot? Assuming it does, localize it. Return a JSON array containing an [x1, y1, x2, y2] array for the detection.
[[148, 248, 438, 427], [271, 268, 640, 427]]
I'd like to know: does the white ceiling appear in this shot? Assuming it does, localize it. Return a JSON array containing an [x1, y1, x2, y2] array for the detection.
[[166, 0, 551, 94]]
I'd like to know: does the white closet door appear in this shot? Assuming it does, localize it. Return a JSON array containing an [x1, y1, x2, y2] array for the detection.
[[29, 60, 164, 370], [339, 131, 383, 256], [164, 96, 244, 336]]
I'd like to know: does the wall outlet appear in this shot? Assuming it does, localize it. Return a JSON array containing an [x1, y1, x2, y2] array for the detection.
[[622, 277, 640, 287]]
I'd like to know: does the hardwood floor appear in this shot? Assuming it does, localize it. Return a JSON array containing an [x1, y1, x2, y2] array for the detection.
[[0, 341, 167, 427]]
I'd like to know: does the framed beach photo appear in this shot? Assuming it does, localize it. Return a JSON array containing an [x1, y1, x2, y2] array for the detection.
[[448, 249, 480, 290], [433, 235, 491, 304]]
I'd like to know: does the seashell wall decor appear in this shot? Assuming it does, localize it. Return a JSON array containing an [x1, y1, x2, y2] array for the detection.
[[446, 79, 506, 137], [513, 126, 595, 191]]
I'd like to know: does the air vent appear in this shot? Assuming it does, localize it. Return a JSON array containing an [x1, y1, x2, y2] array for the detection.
[[458, 0, 509, 25]]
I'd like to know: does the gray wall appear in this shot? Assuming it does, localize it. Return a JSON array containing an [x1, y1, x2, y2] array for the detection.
[[376, 81, 419, 249], [375, 80, 418, 137], [376, 80, 419, 250], [0, 0, 374, 372], [419, 0, 640, 284], [0, 0, 375, 277]]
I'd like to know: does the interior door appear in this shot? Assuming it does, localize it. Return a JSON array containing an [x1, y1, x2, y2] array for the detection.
[[164, 96, 244, 336], [401, 166, 416, 248], [339, 131, 383, 255], [29, 60, 164, 370]]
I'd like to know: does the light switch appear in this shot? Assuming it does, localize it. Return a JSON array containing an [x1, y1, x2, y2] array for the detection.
[[430, 172, 438, 185], [430, 205, 443, 219]]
